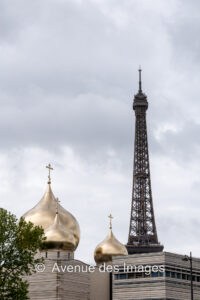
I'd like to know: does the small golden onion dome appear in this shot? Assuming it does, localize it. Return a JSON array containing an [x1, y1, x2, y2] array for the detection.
[[43, 210, 76, 251], [94, 214, 128, 264], [22, 164, 80, 249]]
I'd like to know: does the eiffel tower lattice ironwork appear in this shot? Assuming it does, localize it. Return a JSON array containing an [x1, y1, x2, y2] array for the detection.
[[126, 69, 163, 254]]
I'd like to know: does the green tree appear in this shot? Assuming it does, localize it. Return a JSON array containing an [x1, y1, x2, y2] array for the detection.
[[0, 208, 46, 300]]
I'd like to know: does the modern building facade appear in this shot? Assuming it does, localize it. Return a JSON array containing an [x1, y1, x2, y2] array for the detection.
[[113, 252, 200, 300], [25, 251, 110, 300]]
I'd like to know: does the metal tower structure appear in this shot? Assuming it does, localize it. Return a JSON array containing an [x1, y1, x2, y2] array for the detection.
[[126, 69, 163, 254]]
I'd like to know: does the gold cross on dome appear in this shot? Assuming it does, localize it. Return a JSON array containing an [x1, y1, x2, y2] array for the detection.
[[46, 163, 53, 184], [108, 214, 113, 230]]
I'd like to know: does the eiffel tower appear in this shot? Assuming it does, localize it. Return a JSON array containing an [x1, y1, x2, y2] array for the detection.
[[126, 69, 163, 254]]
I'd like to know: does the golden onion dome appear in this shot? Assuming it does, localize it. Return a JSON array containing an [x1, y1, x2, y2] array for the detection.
[[43, 208, 76, 251], [94, 214, 128, 264], [22, 164, 80, 249]]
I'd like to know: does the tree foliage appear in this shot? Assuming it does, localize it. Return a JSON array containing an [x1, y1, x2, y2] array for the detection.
[[0, 208, 46, 300]]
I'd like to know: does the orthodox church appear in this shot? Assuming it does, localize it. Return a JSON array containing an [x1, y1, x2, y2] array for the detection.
[[22, 164, 127, 299], [22, 72, 200, 300]]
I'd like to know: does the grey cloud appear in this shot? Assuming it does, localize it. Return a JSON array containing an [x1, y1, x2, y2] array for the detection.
[[1, 0, 200, 261], [154, 120, 200, 164]]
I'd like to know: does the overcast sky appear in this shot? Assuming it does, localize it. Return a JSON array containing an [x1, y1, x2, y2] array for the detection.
[[1, 0, 200, 263]]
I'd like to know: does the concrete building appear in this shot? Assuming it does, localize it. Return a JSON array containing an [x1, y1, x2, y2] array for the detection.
[[25, 251, 110, 300], [113, 252, 200, 300]]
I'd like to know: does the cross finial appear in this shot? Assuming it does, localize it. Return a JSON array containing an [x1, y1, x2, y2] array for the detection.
[[138, 66, 142, 93], [46, 163, 53, 184], [56, 198, 60, 214], [108, 214, 113, 230]]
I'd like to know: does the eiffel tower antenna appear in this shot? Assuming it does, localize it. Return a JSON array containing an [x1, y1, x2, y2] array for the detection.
[[138, 66, 142, 93]]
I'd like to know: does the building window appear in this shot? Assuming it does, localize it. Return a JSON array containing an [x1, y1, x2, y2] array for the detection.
[[182, 274, 187, 280], [166, 271, 170, 277], [115, 274, 127, 280], [152, 272, 159, 278], [171, 272, 175, 278], [119, 274, 127, 279], [164, 268, 200, 281], [128, 273, 135, 279], [136, 272, 143, 278]]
